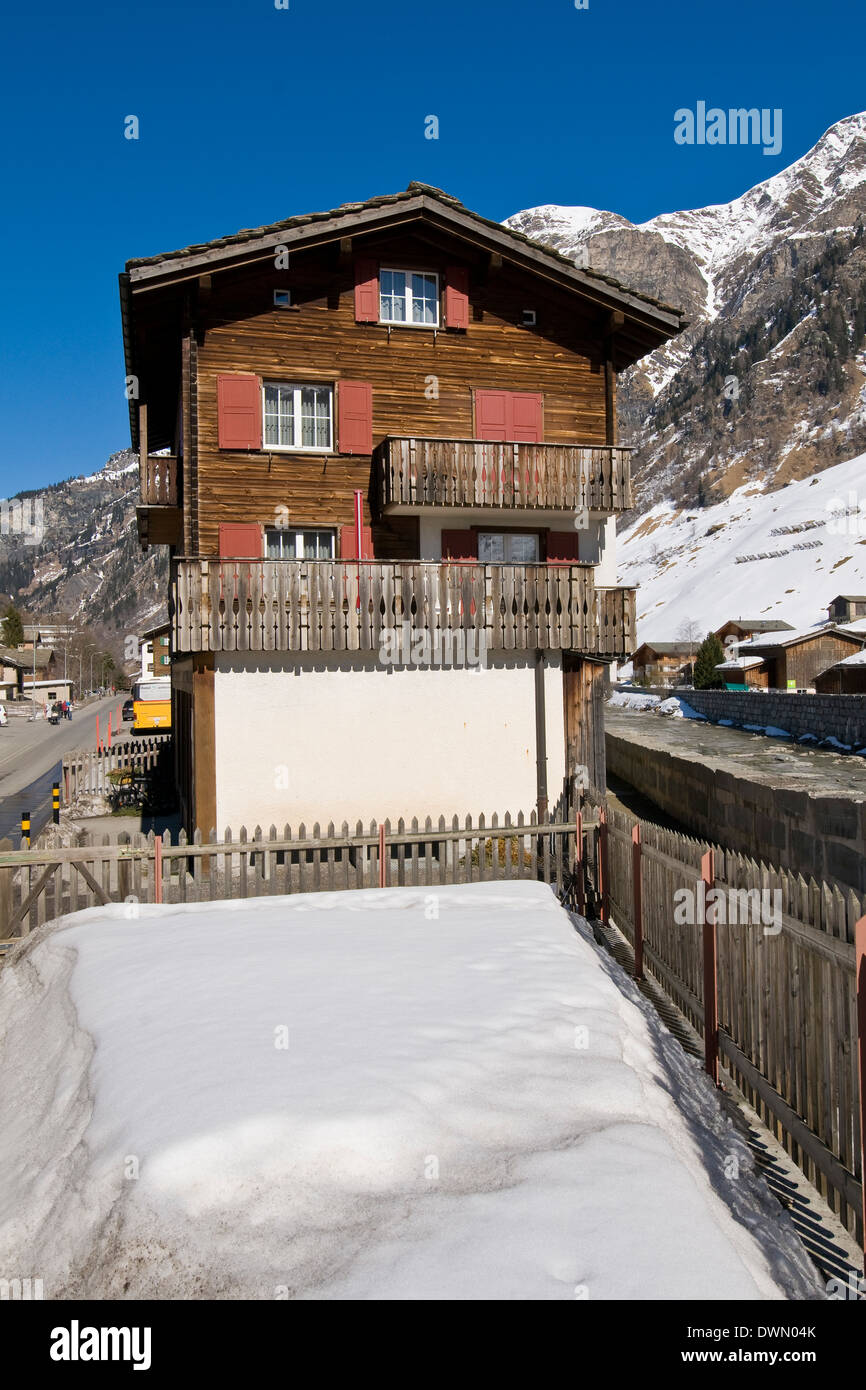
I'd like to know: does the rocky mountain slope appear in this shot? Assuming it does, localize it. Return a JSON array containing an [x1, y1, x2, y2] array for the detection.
[[0, 451, 167, 651], [507, 111, 866, 512]]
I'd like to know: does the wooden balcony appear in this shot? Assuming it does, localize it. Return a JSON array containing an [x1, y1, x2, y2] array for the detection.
[[141, 454, 178, 506], [171, 559, 635, 659], [372, 438, 633, 514]]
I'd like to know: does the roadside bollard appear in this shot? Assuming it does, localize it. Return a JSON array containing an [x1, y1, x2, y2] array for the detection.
[[52, 782, 60, 825], [21, 809, 30, 849]]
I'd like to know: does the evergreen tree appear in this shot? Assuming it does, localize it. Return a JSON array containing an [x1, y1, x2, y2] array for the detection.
[[692, 631, 726, 689], [1, 604, 25, 648]]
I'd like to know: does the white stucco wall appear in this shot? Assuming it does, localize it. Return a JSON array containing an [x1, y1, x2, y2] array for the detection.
[[212, 651, 566, 831]]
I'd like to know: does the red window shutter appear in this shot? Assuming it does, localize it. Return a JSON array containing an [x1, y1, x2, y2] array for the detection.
[[475, 390, 510, 441], [441, 529, 478, 562], [354, 259, 379, 322], [218, 522, 264, 558], [511, 392, 544, 443], [445, 266, 469, 330], [475, 389, 543, 442], [338, 381, 373, 454], [339, 524, 373, 560], [547, 531, 580, 565], [217, 375, 261, 450]]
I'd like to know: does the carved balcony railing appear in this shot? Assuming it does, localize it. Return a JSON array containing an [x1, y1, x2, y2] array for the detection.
[[171, 559, 635, 660], [141, 454, 178, 506], [372, 438, 633, 514]]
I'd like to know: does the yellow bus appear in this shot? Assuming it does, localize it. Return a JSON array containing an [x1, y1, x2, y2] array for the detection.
[[132, 677, 172, 734]]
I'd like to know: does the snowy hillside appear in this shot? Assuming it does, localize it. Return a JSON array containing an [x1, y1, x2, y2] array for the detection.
[[618, 449, 866, 640]]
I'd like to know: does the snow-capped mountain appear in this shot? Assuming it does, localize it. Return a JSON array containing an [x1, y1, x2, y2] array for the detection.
[[617, 450, 866, 641], [507, 111, 866, 511], [0, 451, 167, 646]]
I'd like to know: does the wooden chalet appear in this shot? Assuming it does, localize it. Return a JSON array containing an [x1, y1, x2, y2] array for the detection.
[[814, 651, 866, 695], [827, 595, 866, 624], [631, 641, 696, 686], [120, 182, 686, 834], [738, 625, 866, 691], [714, 618, 794, 645]]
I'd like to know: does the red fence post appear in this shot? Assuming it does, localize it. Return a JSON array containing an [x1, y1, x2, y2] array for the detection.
[[153, 834, 163, 904], [378, 822, 386, 888], [575, 810, 586, 916], [632, 823, 643, 980], [856, 915, 866, 1274], [598, 806, 609, 925], [701, 848, 719, 1085]]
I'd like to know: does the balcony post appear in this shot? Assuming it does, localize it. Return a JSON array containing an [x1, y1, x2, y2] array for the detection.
[[534, 648, 548, 823]]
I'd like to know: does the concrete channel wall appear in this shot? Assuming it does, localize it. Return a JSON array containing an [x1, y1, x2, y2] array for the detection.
[[634, 687, 866, 748], [606, 726, 866, 893]]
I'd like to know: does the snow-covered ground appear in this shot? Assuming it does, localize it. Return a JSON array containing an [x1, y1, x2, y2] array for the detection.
[[618, 451, 866, 641], [0, 884, 819, 1300]]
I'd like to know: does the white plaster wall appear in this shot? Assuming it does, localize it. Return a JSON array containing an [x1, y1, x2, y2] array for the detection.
[[212, 651, 566, 831]]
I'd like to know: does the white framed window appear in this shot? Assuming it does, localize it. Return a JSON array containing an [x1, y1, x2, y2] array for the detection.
[[263, 383, 333, 452], [273, 289, 291, 309], [379, 269, 439, 326], [265, 527, 336, 560], [478, 532, 540, 563]]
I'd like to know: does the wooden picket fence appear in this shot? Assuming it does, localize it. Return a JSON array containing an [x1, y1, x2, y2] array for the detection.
[[0, 810, 579, 942], [62, 736, 171, 802], [591, 800, 865, 1249]]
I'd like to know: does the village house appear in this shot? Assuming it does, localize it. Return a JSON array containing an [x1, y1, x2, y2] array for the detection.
[[713, 655, 770, 688], [827, 594, 866, 624], [737, 625, 865, 691], [630, 641, 696, 686], [121, 183, 686, 834], [714, 618, 794, 647], [814, 650, 866, 695], [139, 622, 171, 679]]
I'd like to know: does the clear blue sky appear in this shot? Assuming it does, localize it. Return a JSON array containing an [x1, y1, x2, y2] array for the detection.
[[0, 0, 863, 492]]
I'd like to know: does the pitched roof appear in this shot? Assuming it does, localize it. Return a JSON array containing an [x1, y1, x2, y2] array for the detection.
[[739, 623, 865, 652], [633, 642, 695, 657], [717, 618, 795, 633], [123, 182, 687, 323]]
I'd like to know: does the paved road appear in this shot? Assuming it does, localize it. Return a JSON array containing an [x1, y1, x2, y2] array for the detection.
[[0, 694, 128, 843]]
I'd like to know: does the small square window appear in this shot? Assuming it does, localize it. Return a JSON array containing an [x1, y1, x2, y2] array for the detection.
[[522, 309, 536, 327], [274, 289, 291, 309]]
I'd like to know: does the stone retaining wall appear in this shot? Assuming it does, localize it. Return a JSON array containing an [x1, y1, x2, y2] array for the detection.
[[631, 687, 866, 748], [606, 727, 866, 893]]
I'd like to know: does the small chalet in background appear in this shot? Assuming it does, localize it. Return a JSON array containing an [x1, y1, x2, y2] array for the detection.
[[827, 595, 866, 624], [738, 626, 864, 690], [713, 655, 769, 688], [714, 618, 794, 645], [631, 641, 695, 686], [121, 182, 686, 834], [814, 650, 866, 694]]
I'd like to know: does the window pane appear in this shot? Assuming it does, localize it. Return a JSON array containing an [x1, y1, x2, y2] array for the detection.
[[508, 533, 539, 563], [380, 269, 406, 322], [314, 388, 331, 448], [411, 273, 438, 324], [478, 533, 505, 562], [264, 384, 280, 447], [279, 389, 294, 446]]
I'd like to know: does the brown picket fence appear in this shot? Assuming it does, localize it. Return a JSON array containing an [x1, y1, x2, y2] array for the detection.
[[590, 800, 865, 1251]]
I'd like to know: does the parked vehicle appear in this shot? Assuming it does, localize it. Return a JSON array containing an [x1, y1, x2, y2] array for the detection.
[[0, 704, 7, 727], [122, 698, 135, 722], [132, 677, 171, 734]]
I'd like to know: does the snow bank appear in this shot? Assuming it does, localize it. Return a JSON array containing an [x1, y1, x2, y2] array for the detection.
[[608, 691, 661, 710], [0, 884, 819, 1300]]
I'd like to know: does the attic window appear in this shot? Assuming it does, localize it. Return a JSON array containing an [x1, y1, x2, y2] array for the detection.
[[273, 289, 292, 309], [522, 309, 536, 327]]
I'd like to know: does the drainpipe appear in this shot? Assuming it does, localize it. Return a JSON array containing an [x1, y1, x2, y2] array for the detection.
[[534, 648, 548, 823]]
